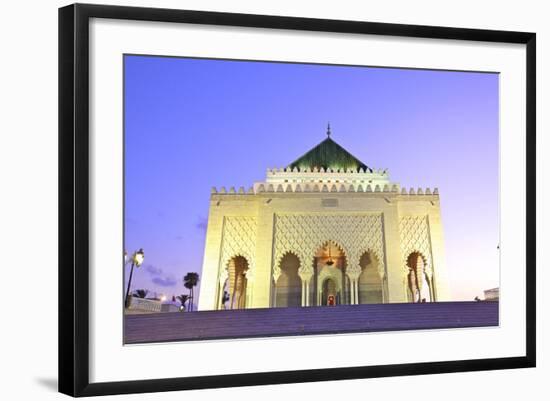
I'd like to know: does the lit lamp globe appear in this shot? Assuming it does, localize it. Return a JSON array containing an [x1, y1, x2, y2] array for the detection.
[[133, 249, 145, 266], [124, 248, 145, 308]]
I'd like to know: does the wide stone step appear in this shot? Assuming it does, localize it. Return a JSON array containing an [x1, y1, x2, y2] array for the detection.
[[124, 301, 498, 344]]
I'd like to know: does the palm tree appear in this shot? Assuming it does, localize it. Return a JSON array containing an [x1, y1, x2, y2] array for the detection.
[[183, 272, 200, 311], [176, 294, 189, 311], [133, 289, 148, 298]]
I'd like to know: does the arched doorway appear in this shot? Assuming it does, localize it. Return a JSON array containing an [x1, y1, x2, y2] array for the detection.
[[321, 278, 338, 305], [314, 241, 348, 305], [406, 252, 432, 303], [275, 253, 302, 307], [227, 256, 249, 309], [358, 251, 383, 304]]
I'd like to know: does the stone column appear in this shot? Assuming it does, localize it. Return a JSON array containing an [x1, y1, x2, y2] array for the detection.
[[385, 276, 390, 303], [306, 280, 311, 306], [271, 276, 278, 308], [299, 271, 313, 307], [346, 270, 361, 305]]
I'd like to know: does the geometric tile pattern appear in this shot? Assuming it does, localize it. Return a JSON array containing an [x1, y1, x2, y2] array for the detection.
[[399, 215, 433, 277], [273, 214, 385, 280], [219, 216, 257, 282]]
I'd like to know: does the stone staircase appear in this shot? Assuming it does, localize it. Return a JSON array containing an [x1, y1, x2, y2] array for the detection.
[[125, 301, 498, 344]]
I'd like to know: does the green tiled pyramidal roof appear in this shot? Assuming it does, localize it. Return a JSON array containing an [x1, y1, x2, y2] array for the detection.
[[288, 127, 370, 172]]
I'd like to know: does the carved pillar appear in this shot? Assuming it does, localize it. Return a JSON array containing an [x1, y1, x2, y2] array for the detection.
[[305, 280, 311, 306], [299, 270, 313, 307], [346, 268, 361, 305]]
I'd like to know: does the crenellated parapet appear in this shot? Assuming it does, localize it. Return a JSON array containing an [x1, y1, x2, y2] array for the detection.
[[210, 183, 440, 197], [266, 166, 388, 175], [399, 187, 439, 196], [265, 166, 390, 188], [209, 164, 440, 198]]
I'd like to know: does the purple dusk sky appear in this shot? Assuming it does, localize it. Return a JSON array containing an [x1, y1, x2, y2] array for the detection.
[[124, 55, 499, 303]]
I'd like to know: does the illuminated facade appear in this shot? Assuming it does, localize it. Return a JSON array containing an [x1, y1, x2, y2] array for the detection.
[[198, 127, 450, 310]]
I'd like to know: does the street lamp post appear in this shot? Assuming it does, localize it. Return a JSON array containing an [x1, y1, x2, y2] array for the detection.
[[124, 248, 145, 308]]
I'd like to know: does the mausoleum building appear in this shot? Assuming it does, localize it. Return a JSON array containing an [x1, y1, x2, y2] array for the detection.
[[198, 127, 450, 310]]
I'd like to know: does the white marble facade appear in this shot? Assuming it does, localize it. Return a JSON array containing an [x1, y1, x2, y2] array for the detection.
[[198, 135, 450, 310]]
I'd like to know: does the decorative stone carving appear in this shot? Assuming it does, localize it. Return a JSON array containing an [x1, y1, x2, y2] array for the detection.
[[399, 215, 433, 277], [273, 214, 386, 280], [219, 217, 257, 282]]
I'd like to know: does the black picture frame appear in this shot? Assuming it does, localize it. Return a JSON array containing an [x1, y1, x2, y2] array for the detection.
[[59, 3, 536, 397]]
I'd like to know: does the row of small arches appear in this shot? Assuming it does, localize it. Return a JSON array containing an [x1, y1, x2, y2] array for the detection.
[[274, 248, 385, 307], [219, 249, 434, 309], [212, 184, 439, 195]]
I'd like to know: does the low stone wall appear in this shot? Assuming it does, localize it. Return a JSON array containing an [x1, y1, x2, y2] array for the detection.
[[161, 304, 181, 313], [127, 297, 162, 313]]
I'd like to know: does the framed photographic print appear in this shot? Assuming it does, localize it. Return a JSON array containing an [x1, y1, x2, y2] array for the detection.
[[58, 3, 536, 397]]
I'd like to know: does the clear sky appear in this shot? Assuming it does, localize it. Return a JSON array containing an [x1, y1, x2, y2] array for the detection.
[[124, 55, 499, 303]]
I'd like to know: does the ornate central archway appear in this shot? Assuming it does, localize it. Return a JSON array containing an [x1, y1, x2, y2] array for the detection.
[[314, 241, 349, 306]]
